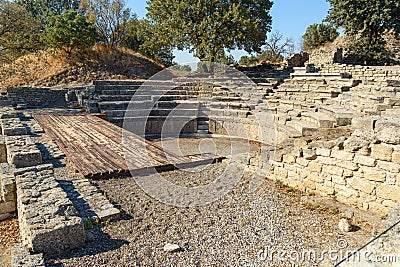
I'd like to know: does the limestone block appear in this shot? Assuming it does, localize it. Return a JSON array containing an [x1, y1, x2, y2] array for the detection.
[[376, 184, 400, 202], [335, 184, 358, 198], [361, 166, 386, 182], [349, 177, 375, 194], [368, 201, 390, 215], [317, 156, 337, 165], [0, 137, 6, 163], [303, 149, 317, 160], [9, 151, 42, 168], [392, 151, 400, 163], [331, 175, 346, 185], [283, 154, 296, 164], [295, 157, 309, 167], [308, 161, 322, 173], [16, 169, 85, 255], [376, 160, 400, 173], [354, 154, 376, 167], [336, 160, 359, 171], [309, 172, 324, 183], [331, 150, 354, 161], [316, 147, 331, 157], [303, 180, 316, 190], [324, 165, 344, 176], [351, 116, 379, 131], [315, 184, 335, 195]]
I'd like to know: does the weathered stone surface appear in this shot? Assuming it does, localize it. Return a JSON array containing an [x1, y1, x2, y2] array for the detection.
[[316, 147, 331, 157], [371, 144, 393, 161], [5, 136, 42, 168], [331, 149, 354, 161], [361, 167, 386, 182], [303, 148, 317, 160], [11, 245, 45, 267], [16, 168, 85, 255], [376, 184, 400, 201], [349, 177, 375, 194], [0, 136, 6, 163], [354, 154, 376, 167], [338, 218, 352, 232]]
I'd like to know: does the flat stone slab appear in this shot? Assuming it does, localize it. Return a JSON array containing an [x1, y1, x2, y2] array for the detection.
[[16, 167, 85, 255], [57, 179, 120, 222], [5, 136, 42, 168], [0, 163, 16, 216], [1, 118, 27, 136], [11, 245, 45, 267]]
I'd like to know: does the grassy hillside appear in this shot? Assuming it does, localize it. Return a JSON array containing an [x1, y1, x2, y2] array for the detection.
[[0, 45, 164, 90]]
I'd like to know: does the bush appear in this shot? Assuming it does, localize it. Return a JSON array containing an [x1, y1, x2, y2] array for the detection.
[[344, 36, 393, 65], [302, 23, 338, 50]]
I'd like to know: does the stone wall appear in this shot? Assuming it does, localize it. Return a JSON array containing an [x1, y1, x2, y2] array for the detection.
[[320, 64, 400, 84], [268, 116, 400, 216], [7, 87, 67, 107], [307, 48, 343, 66]]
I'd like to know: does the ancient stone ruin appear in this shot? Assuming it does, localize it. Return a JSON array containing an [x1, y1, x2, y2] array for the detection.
[[1, 61, 400, 265]]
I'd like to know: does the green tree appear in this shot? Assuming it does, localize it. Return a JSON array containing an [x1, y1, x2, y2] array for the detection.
[[124, 18, 174, 66], [327, 0, 400, 64], [41, 10, 97, 55], [81, 0, 131, 46], [326, 0, 400, 45], [146, 0, 273, 62], [0, 0, 41, 61], [302, 23, 338, 50], [239, 55, 260, 66]]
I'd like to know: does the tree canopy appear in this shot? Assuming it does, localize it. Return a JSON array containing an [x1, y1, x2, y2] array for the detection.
[[146, 0, 273, 62], [302, 23, 338, 50], [326, 0, 400, 44]]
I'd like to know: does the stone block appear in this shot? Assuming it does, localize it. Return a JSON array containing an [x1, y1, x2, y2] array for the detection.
[[335, 184, 358, 198], [349, 177, 375, 194], [392, 151, 400, 163], [0, 200, 16, 214], [371, 144, 393, 161], [332, 175, 346, 185], [376, 184, 400, 202], [331, 150, 354, 161], [315, 184, 335, 195], [351, 116, 379, 131], [296, 157, 309, 167], [16, 169, 85, 255], [324, 165, 344, 176], [336, 160, 359, 171], [9, 151, 42, 168], [354, 154, 376, 167], [317, 156, 337, 165], [303, 180, 316, 190], [316, 147, 331, 157], [308, 161, 322, 173], [283, 154, 296, 164], [0, 137, 6, 163], [376, 160, 400, 173], [303, 148, 317, 160], [361, 167, 386, 182]]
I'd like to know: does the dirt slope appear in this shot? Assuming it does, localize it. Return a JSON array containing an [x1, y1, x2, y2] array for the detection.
[[0, 45, 164, 90]]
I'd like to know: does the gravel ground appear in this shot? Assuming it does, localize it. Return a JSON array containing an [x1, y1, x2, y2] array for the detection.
[[48, 162, 378, 267]]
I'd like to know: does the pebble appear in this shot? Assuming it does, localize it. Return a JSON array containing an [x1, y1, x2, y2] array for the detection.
[[338, 218, 352, 232], [163, 243, 181, 253]]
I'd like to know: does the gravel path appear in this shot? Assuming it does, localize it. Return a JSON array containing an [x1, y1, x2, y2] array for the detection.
[[48, 162, 378, 267]]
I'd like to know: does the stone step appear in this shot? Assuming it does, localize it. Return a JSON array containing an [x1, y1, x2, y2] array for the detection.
[[99, 95, 151, 101], [98, 100, 154, 110], [286, 119, 319, 136], [301, 111, 337, 128], [15, 165, 86, 255], [100, 89, 138, 95], [319, 105, 356, 126], [107, 108, 199, 117], [276, 124, 302, 143], [5, 136, 42, 168], [57, 179, 120, 222], [197, 124, 209, 130]]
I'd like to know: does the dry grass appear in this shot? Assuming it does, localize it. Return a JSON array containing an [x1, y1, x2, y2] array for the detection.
[[0, 45, 164, 90], [0, 217, 21, 249]]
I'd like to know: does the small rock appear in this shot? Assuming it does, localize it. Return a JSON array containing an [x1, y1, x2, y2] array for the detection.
[[163, 243, 181, 253], [338, 218, 352, 232]]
